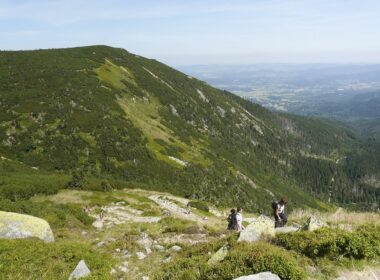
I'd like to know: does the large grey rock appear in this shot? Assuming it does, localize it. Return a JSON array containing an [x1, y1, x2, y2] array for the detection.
[[302, 216, 328, 231], [68, 260, 91, 280], [0, 211, 54, 243], [238, 215, 274, 242], [208, 244, 229, 265], [234, 272, 281, 280]]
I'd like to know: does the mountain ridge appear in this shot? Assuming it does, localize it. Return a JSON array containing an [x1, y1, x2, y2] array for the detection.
[[0, 45, 379, 211]]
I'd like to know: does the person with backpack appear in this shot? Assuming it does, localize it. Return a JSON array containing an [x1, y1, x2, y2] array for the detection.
[[273, 197, 288, 228], [236, 207, 244, 232], [227, 208, 237, 230]]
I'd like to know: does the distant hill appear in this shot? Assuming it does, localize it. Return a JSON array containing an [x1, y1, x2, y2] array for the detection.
[[0, 46, 379, 211], [179, 64, 380, 140]]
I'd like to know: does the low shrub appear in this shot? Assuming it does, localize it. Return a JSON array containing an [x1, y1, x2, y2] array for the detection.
[[0, 184, 60, 201], [0, 199, 94, 228], [100, 180, 113, 192], [159, 217, 198, 233], [0, 239, 115, 280], [188, 200, 210, 212], [155, 240, 307, 280], [274, 225, 380, 260]]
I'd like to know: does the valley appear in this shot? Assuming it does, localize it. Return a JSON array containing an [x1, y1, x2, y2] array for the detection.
[[0, 46, 380, 280]]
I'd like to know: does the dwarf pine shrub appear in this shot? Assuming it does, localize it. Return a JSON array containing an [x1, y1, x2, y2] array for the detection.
[[155, 241, 306, 280], [274, 225, 380, 260]]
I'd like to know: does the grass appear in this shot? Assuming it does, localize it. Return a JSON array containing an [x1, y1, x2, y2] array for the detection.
[[0, 239, 116, 280], [94, 58, 136, 90], [117, 95, 211, 167], [96, 57, 211, 168]]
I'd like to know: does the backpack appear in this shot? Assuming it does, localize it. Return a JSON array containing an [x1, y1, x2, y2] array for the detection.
[[227, 213, 238, 230], [271, 201, 278, 211]]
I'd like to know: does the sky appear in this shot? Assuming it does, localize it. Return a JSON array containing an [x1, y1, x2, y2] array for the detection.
[[1, 0, 380, 65]]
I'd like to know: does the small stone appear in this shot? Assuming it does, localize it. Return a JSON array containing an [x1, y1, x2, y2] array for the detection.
[[136, 251, 146, 260], [163, 256, 172, 263], [92, 220, 103, 230], [110, 268, 117, 275], [153, 244, 165, 251], [162, 210, 171, 217], [118, 265, 128, 273], [68, 260, 91, 280], [142, 277, 149, 280], [96, 241, 106, 247], [115, 248, 121, 253], [169, 245, 182, 252], [233, 272, 281, 280], [81, 231, 87, 236], [145, 247, 152, 255]]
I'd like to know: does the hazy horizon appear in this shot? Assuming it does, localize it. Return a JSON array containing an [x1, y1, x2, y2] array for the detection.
[[1, 0, 380, 65]]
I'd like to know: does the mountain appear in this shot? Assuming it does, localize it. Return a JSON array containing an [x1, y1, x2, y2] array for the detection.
[[1, 46, 379, 211]]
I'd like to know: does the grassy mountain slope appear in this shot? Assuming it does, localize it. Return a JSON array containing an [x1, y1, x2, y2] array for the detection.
[[0, 45, 379, 211]]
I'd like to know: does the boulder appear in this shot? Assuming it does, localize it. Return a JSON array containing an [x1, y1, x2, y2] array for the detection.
[[302, 216, 328, 231], [68, 260, 91, 280], [208, 244, 229, 265], [0, 211, 54, 243], [238, 215, 274, 242], [233, 272, 281, 280]]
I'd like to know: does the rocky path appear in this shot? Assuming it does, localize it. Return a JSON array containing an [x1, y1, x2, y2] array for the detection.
[[148, 195, 207, 223], [336, 269, 380, 280], [90, 202, 161, 228]]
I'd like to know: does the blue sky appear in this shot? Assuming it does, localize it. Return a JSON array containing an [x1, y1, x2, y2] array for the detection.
[[1, 0, 380, 65]]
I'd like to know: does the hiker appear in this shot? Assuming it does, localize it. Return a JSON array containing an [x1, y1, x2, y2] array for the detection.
[[227, 209, 237, 230], [99, 209, 105, 221], [236, 207, 244, 232], [83, 205, 90, 213], [273, 197, 288, 228]]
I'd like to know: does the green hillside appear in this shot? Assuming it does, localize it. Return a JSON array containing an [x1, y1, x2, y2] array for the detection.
[[0, 45, 379, 211]]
